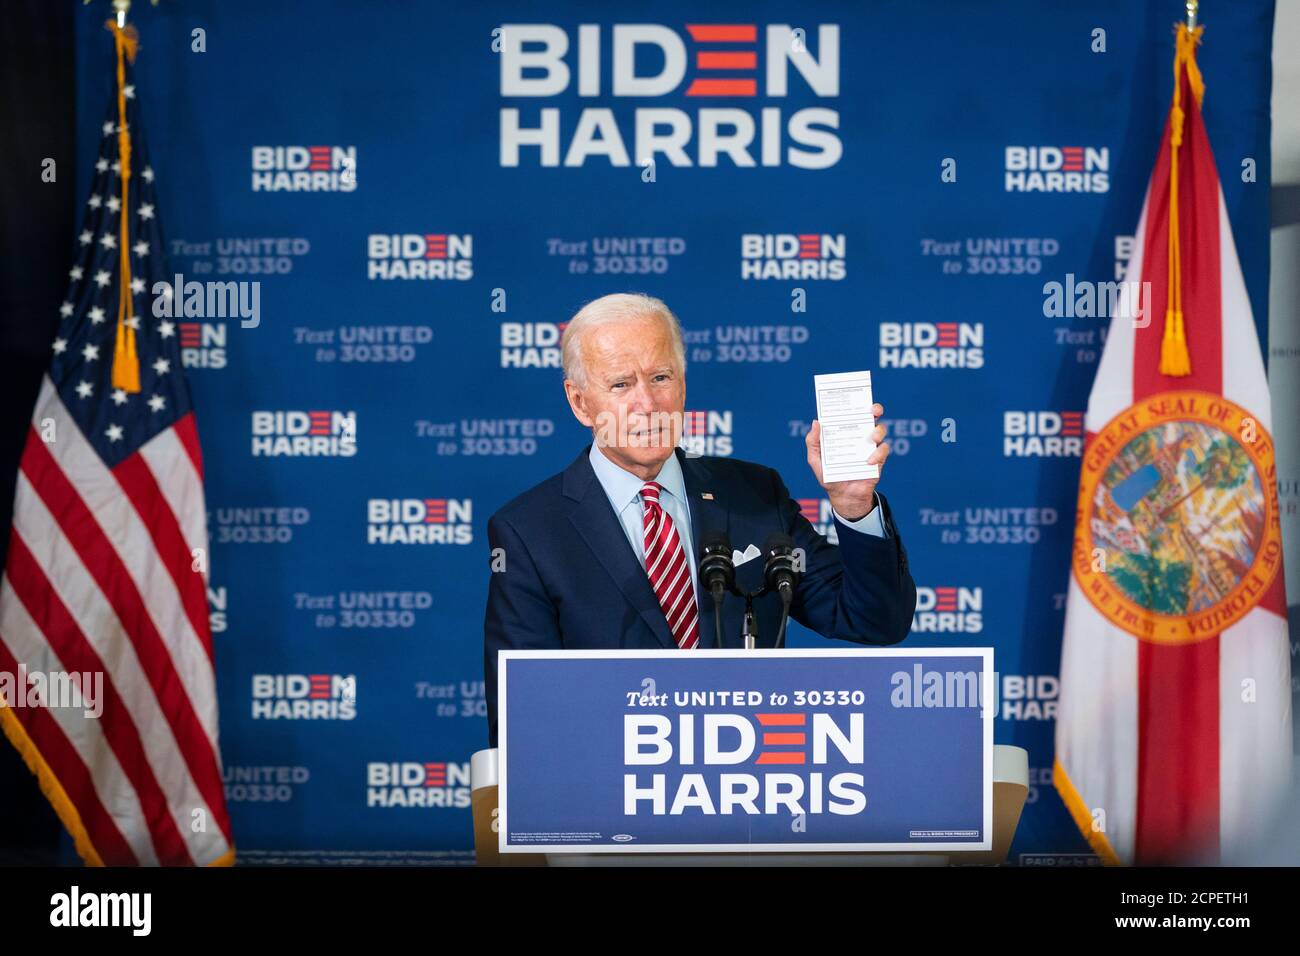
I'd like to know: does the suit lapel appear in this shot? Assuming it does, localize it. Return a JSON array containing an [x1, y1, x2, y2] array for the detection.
[[564, 447, 677, 649], [678, 449, 730, 650]]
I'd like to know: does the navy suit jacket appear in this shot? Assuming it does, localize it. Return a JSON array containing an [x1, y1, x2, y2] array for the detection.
[[483, 445, 916, 746]]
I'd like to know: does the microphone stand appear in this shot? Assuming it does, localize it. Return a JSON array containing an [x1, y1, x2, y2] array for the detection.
[[698, 531, 740, 650], [699, 532, 797, 650], [774, 582, 793, 649], [709, 582, 726, 650], [738, 584, 789, 649], [742, 592, 758, 650], [757, 533, 800, 650]]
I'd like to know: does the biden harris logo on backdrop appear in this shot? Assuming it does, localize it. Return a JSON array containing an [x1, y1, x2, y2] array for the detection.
[[366, 234, 473, 281], [251, 146, 357, 192], [1003, 410, 1084, 458], [366, 498, 474, 545], [1004, 146, 1109, 193], [741, 233, 845, 280], [251, 410, 357, 457], [177, 321, 227, 369], [500, 320, 566, 369], [252, 673, 356, 720], [366, 762, 471, 809], [679, 409, 733, 457], [498, 23, 841, 168], [879, 322, 985, 370], [911, 586, 984, 634]]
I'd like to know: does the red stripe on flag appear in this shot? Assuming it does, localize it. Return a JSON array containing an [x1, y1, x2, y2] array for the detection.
[[1131, 62, 1224, 864], [172, 413, 205, 480], [1135, 641, 1220, 863], [1134, 78, 1223, 396], [19, 432, 234, 849], [3, 532, 192, 865], [113, 453, 215, 663], [0, 617, 139, 865], [1258, 562, 1287, 618]]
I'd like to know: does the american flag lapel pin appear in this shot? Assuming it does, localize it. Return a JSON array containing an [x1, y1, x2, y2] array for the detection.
[[701, 493, 714, 500]]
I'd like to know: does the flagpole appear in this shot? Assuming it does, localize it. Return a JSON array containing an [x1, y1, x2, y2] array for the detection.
[[1186, 0, 1198, 31], [93, 0, 163, 27]]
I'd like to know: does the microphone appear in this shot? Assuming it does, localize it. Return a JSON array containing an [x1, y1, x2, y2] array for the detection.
[[762, 532, 801, 648], [698, 530, 735, 649]]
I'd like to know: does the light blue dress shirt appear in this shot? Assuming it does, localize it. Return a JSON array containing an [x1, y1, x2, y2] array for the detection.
[[587, 445, 886, 606]]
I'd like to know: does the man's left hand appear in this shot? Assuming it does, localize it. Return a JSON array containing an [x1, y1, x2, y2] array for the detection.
[[805, 403, 889, 521]]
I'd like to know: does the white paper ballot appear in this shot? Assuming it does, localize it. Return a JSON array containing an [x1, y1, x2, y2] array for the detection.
[[814, 370, 879, 483]]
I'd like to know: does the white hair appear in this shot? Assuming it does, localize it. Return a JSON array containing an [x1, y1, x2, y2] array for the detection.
[[561, 293, 686, 388]]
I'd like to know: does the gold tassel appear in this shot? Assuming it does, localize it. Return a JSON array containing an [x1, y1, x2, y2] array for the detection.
[[1158, 23, 1204, 378], [106, 19, 142, 393], [1161, 309, 1191, 376]]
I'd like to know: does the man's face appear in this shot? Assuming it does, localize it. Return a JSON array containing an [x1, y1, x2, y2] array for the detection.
[[564, 314, 686, 479]]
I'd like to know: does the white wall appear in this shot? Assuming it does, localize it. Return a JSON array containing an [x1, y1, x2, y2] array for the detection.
[[1271, 1, 1299, 613], [1247, 0, 1300, 864]]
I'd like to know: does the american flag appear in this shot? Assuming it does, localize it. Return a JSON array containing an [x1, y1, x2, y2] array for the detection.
[[0, 29, 234, 866]]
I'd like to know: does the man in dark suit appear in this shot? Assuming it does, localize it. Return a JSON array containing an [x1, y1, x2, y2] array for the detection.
[[484, 293, 915, 746]]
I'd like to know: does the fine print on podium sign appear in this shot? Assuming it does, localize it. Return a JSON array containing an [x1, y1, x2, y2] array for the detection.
[[498, 648, 994, 853]]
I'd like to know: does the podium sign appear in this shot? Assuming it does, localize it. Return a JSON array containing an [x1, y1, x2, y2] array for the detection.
[[499, 648, 993, 853]]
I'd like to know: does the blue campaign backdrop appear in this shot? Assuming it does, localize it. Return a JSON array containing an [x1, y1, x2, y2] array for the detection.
[[71, 0, 1275, 865]]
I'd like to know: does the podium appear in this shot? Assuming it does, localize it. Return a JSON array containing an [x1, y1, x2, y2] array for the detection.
[[472, 648, 1029, 865], [473, 742, 1028, 866]]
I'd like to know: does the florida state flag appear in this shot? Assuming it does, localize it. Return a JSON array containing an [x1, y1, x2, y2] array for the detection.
[[1053, 24, 1291, 864]]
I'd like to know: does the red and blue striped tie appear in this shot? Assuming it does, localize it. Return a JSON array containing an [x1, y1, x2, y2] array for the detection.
[[640, 482, 700, 649]]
